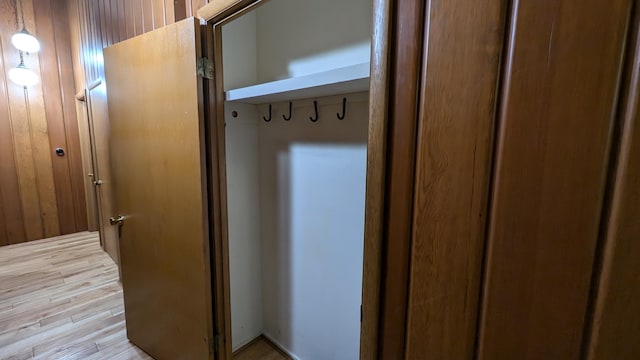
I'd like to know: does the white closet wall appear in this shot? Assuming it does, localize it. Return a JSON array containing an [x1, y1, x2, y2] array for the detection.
[[222, 13, 264, 350], [222, 0, 371, 357], [258, 96, 368, 360], [223, 12, 257, 90], [255, 0, 371, 82]]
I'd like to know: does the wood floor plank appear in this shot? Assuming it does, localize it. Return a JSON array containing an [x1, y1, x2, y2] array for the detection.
[[233, 336, 289, 360], [0, 232, 152, 359]]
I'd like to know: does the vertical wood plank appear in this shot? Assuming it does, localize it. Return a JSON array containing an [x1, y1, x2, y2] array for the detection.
[[376, 0, 423, 357], [142, 0, 154, 33], [124, 0, 135, 39], [111, 0, 120, 43], [133, 0, 143, 36], [33, 0, 76, 235], [174, 0, 187, 22], [478, 0, 632, 358], [53, 0, 88, 231], [107, 0, 115, 45], [117, 0, 126, 41], [587, 4, 640, 357], [0, 187, 6, 246], [0, 35, 9, 245], [0, 0, 44, 242], [22, 0, 61, 239], [78, 0, 94, 84], [404, 0, 505, 358], [89, 0, 101, 81], [153, 0, 164, 29], [97, 0, 107, 47], [191, 0, 206, 16], [0, 22, 26, 245], [164, 0, 175, 24], [66, 0, 85, 91], [186, 0, 193, 17]]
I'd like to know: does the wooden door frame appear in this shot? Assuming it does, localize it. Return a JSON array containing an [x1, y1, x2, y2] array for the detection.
[[199, 0, 392, 358], [74, 89, 100, 233], [84, 80, 105, 247]]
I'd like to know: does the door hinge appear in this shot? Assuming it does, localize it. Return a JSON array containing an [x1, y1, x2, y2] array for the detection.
[[197, 57, 214, 79]]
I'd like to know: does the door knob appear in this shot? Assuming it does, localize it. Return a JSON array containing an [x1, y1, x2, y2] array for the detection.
[[94, 179, 103, 186], [109, 215, 125, 226]]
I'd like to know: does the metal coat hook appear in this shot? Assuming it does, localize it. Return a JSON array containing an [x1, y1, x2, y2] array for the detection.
[[263, 104, 272, 122], [337, 97, 347, 120], [310, 101, 319, 122], [283, 102, 292, 121]]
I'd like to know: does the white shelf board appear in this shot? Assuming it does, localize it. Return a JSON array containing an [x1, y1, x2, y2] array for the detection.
[[225, 62, 370, 104]]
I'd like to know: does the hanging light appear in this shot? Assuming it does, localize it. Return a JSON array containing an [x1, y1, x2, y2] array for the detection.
[[11, 0, 40, 53], [9, 59, 39, 87], [11, 28, 40, 53]]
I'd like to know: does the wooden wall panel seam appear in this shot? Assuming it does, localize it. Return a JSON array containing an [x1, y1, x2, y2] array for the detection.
[[478, 0, 632, 357], [376, 0, 425, 357], [24, 89, 56, 238], [54, 0, 88, 231], [583, 1, 640, 357], [404, 0, 505, 357], [472, 0, 513, 357]]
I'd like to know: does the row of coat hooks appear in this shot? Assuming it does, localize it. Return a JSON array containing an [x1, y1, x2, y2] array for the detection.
[[262, 97, 347, 123]]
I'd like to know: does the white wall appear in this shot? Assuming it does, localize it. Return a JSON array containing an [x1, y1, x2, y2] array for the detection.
[[222, 0, 371, 88], [256, 0, 371, 82], [221, 0, 372, 356], [259, 93, 368, 360], [224, 102, 264, 350], [222, 11, 257, 90]]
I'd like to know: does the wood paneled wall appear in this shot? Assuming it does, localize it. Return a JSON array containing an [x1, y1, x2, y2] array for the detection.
[[0, 0, 87, 246], [587, 4, 640, 357], [67, 0, 209, 87], [478, 0, 632, 358], [403, 0, 505, 358]]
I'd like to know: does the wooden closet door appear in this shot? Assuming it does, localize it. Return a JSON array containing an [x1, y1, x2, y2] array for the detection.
[[478, 1, 632, 359], [103, 18, 215, 360]]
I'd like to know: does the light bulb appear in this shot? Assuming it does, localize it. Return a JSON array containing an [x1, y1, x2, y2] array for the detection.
[[11, 29, 40, 53], [9, 62, 39, 87]]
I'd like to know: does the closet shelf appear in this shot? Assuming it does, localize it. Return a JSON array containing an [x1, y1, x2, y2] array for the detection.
[[225, 62, 370, 104]]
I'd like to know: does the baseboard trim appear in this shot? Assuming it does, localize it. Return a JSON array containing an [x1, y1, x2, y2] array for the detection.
[[232, 335, 263, 355], [262, 333, 300, 360], [232, 334, 297, 359]]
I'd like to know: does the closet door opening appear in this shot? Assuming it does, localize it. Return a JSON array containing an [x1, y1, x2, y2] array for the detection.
[[216, 0, 372, 358]]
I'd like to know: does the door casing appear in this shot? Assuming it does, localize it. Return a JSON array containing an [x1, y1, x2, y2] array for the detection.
[[199, 1, 390, 358]]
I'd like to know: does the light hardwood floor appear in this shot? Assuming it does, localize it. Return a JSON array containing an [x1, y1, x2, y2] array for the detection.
[[0, 232, 152, 360], [233, 337, 288, 360]]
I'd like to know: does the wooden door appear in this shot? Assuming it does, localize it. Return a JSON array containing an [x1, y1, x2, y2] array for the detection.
[[87, 82, 119, 264], [103, 18, 215, 360]]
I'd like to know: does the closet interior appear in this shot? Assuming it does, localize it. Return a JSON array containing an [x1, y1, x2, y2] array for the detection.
[[221, 0, 372, 358]]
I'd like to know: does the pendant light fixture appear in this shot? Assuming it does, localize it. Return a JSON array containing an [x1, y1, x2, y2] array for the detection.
[[9, 57, 39, 87], [11, 0, 40, 53], [9, 0, 39, 88], [12, 29, 40, 53]]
